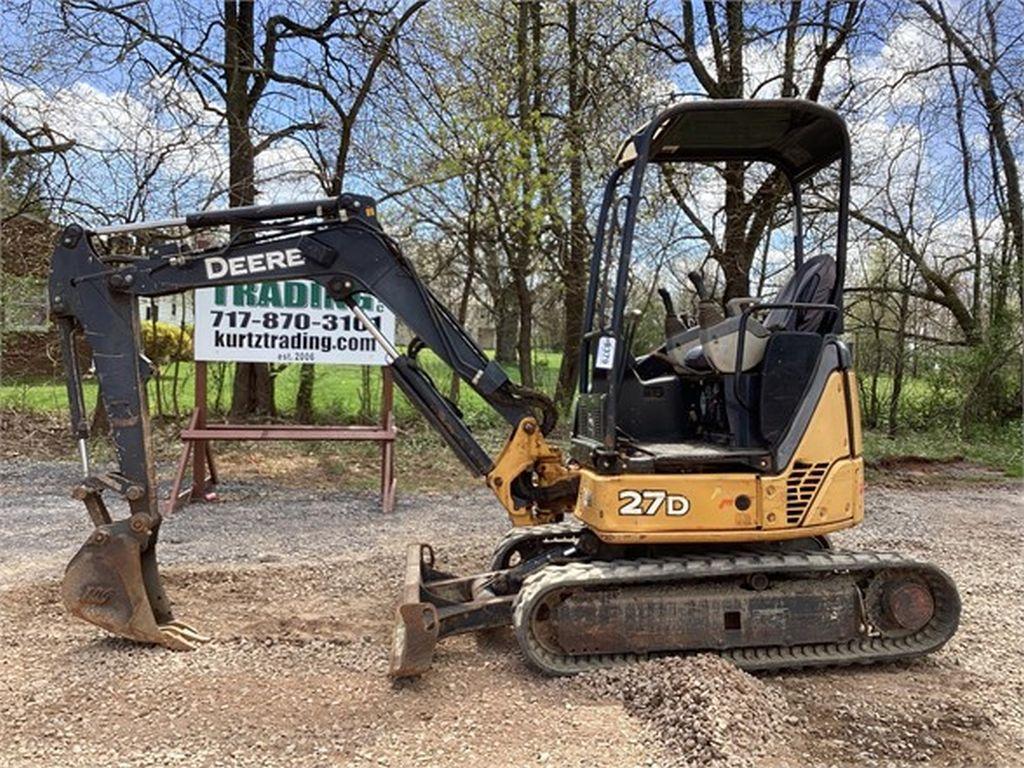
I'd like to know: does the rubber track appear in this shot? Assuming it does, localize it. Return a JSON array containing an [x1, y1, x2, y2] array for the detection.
[[513, 550, 961, 675], [489, 520, 584, 571]]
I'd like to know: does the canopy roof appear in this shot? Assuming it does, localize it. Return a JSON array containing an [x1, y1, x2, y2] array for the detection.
[[616, 99, 848, 180]]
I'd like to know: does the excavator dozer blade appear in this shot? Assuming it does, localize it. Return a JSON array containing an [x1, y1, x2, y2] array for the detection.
[[61, 518, 209, 650], [389, 543, 440, 677], [389, 543, 516, 678]]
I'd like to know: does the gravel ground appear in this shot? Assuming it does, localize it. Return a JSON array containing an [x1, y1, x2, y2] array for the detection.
[[571, 655, 790, 766], [1, 457, 1022, 767]]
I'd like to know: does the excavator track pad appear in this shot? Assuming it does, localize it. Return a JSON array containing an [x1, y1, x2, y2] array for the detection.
[[513, 550, 960, 675]]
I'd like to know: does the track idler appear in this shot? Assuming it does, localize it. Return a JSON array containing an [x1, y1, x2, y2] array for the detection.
[[63, 484, 208, 650]]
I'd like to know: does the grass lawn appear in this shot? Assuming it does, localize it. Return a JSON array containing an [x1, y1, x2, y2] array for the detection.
[[863, 423, 1023, 478], [3, 351, 1020, 478], [0, 350, 563, 430]]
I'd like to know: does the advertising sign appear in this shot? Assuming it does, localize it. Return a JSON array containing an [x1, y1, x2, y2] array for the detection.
[[193, 280, 395, 365]]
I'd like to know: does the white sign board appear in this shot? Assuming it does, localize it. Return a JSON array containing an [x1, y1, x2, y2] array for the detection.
[[193, 280, 395, 365]]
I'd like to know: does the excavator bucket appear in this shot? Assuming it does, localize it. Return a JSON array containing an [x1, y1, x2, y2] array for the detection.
[[62, 517, 208, 650]]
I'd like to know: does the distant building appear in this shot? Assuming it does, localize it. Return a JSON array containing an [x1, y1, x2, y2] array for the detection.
[[142, 293, 194, 326], [0, 213, 60, 378]]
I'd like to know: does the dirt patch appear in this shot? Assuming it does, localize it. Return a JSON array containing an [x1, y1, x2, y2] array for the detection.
[[0, 407, 520, 496], [0, 563, 656, 768], [867, 454, 1010, 485], [0, 407, 68, 461], [776, 665, 1010, 768]]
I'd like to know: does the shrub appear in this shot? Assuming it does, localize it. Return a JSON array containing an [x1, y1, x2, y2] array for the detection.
[[141, 321, 193, 366]]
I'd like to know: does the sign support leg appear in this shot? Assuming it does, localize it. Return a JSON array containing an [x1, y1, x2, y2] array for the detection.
[[380, 367, 396, 513]]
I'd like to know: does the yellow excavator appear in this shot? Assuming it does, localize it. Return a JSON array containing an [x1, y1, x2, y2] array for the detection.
[[49, 99, 959, 675]]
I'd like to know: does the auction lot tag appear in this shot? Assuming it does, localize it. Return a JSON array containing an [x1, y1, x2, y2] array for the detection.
[[193, 280, 395, 365], [595, 336, 616, 369]]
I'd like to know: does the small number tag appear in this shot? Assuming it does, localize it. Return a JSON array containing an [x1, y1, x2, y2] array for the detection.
[[618, 489, 690, 517], [595, 336, 616, 370]]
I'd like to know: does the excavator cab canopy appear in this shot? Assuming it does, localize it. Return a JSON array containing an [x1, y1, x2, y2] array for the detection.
[[576, 98, 852, 460], [614, 99, 848, 181]]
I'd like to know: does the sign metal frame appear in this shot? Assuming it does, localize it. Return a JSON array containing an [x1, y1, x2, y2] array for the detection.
[[168, 283, 398, 515]]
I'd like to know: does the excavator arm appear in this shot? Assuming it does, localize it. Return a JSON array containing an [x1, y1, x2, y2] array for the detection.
[[48, 194, 577, 652]]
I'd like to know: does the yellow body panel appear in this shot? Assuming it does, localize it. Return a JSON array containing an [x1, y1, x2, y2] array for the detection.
[[572, 371, 865, 544]]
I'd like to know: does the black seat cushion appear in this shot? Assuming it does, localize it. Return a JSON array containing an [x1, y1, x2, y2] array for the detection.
[[763, 254, 836, 332], [683, 345, 712, 372]]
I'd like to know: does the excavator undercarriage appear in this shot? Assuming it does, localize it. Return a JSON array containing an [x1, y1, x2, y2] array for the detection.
[[49, 98, 961, 677], [393, 538, 960, 676]]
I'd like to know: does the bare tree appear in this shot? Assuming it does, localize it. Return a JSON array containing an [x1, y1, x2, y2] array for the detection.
[[55, 1, 393, 416], [275, 0, 428, 421]]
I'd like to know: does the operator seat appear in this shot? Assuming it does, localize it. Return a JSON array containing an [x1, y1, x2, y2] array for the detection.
[[681, 254, 836, 374]]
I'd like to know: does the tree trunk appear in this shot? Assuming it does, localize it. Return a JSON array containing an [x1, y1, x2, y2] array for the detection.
[[510, 0, 537, 388], [714, 7, 753, 302], [225, 0, 275, 418], [720, 162, 751, 301], [494, 286, 519, 365], [513, 277, 533, 387], [886, 291, 910, 436], [295, 364, 315, 422], [555, 0, 587, 413], [359, 366, 373, 423], [917, 0, 1023, 315], [231, 362, 276, 416], [866, 321, 882, 429], [450, 216, 478, 403]]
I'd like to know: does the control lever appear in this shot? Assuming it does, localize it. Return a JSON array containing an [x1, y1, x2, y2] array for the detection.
[[688, 271, 723, 329], [658, 288, 686, 337]]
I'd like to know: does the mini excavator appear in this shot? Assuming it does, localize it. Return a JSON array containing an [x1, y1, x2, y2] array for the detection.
[[49, 100, 960, 675]]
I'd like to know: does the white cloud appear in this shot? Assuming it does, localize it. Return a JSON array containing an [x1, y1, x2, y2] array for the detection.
[[255, 139, 324, 203], [2, 73, 331, 220]]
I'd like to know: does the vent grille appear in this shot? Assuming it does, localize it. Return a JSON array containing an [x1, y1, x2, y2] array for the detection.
[[575, 393, 607, 442], [785, 461, 830, 524]]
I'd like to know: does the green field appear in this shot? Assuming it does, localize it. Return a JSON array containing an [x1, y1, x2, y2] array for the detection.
[[0, 350, 562, 430], [2, 352, 1020, 477]]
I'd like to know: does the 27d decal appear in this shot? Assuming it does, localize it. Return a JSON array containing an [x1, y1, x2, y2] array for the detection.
[[618, 490, 690, 517]]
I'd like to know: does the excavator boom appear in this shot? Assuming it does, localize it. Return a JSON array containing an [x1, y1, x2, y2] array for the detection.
[[49, 193, 573, 651]]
